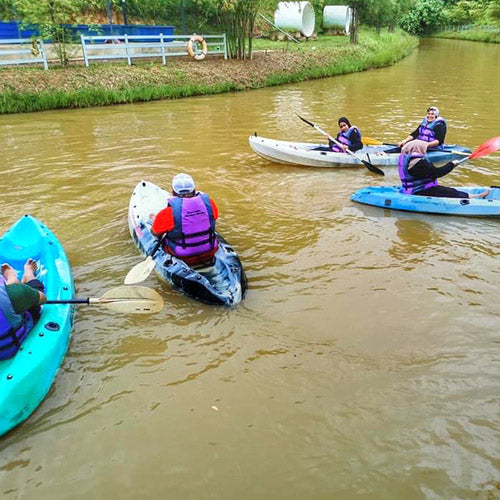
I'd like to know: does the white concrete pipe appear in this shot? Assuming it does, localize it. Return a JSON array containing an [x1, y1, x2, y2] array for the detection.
[[323, 5, 352, 34], [274, 2, 316, 38]]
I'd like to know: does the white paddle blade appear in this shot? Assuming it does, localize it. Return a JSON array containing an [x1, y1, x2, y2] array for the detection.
[[124, 256, 156, 285], [101, 298, 164, 314], [94, 286, 164, 314]]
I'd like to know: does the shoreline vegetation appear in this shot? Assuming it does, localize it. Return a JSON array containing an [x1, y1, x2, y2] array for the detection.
[[432, 28, 499, 43], [0, 29, 417, 115]]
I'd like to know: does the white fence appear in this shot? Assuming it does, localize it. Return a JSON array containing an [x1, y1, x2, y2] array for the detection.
[[81, 33, 227, 67], [0, 38, 48, 69]]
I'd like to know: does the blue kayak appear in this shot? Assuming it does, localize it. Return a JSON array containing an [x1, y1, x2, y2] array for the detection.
[[128, 181, 247, 306], [351, 186, 500, 217], [0, 215, 74, 437]]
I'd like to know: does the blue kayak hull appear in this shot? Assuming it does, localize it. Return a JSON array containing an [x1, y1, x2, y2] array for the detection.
[[351, 186, 500, 217], [0, 215, 74, 437], [128, 181, 247, 306]]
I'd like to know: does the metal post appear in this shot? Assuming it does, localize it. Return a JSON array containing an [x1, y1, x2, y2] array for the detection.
[[80, 34, 89, 67], [160, 33, 166, 65], [124, 34, 131, 65], [223, 33, 227, 59]]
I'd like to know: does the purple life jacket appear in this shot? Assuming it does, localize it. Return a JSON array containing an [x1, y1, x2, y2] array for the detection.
[[417, 117, 446, 148], [166, 193, 218, 258], [330, 126, 360, 152], [398, 153, 438, 194], [0, 275, 32, 360]]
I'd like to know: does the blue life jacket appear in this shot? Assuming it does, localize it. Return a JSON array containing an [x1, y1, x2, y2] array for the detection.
[[417, 117, 446, 148], [398, 153, 438, 194], [330, 126, 360, 152], [166, 193, 218, 258], [0, 275, 32, 360]]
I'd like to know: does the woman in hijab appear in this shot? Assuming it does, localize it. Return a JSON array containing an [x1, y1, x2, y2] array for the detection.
[[398, 140, 489, 198], [398, 106, 446, 150], [328, 117, 363, 152]]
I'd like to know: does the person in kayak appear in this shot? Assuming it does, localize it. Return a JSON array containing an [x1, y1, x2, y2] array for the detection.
[[398, 140, 490, 199], [398, 106, 446, 150], [0, 259, 46, 360], [151, 173, 219, 267], [328, 117, 363, 152]]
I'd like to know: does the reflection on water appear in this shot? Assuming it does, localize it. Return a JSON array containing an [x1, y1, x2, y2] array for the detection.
[[0, 38, 499, 500]]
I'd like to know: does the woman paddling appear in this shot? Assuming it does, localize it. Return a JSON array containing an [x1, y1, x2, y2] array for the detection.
[[398, 140, 489, 199], [328, 117, 363, 152]]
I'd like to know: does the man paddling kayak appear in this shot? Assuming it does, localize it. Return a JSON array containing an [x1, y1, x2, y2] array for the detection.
[[151, 174, 219, 267]]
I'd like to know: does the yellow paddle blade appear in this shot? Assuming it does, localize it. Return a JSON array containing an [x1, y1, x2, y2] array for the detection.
[[124, 256, 156, 285], [363, 136, 383, 146]]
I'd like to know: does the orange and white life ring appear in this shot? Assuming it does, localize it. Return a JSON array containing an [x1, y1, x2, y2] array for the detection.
[[187, 35, 208, 61]]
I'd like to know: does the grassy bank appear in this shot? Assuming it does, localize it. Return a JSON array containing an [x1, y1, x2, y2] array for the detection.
[[432, 28, 499, 43], [0, 29, 417, 114]]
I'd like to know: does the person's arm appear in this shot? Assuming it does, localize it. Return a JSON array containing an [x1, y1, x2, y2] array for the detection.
[[408, 159, 455, 180], [349, 128, 363, 152], [398, 126, 419, 147], [6, 283, 45, 314], [431, 121, 446, 146], [151, 206, 174, 237]]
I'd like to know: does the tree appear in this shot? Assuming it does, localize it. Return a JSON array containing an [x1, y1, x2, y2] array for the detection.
[[400, 0, 446, 34], [217, 0, 261, 58], [14, 0, 80, 65]]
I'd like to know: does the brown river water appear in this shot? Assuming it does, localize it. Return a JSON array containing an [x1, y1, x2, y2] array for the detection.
[[0, 38, 499, 500]]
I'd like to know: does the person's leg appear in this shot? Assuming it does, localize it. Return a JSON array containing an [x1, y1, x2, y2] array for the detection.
[[21, 258, 37, 284], [1, 263, 20, 285], [469, 189, 490, 199], [416, 186, 468, 198], [24, 278, 44, 321]]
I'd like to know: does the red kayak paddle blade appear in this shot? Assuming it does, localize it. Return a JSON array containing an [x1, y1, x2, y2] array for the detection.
[[470, 136, 500, 159]]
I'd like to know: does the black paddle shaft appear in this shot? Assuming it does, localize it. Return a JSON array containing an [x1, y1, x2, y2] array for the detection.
[[46, 299, 90, 304]]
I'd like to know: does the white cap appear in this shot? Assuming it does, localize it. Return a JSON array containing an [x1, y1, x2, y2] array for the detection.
[[172, 173, 195, 195]]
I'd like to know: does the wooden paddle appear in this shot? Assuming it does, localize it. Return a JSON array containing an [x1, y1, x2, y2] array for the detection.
[[296, 114, 384, 176], [124, 234, 166, 285], [46, 286, 164, 314]]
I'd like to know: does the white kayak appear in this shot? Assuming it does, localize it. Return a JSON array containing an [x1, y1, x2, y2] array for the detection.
[[249, 134, 471, 168]]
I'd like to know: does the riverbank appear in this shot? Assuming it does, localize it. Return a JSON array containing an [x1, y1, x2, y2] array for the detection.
[[0, 29, 417, 114], [432, 28, 499, 43]]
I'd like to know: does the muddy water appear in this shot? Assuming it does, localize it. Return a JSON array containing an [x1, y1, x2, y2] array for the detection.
[[0, 38, 499, 500]]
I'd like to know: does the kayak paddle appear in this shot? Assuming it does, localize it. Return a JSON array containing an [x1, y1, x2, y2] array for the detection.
[[46, 285, 164, 314], [453, 136, 500, 166], [124, 233, 166, 285], [296, 114, 384, 176]]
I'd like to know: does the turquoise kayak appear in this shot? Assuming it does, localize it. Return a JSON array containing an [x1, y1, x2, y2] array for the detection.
[[351, 186, 500, 217], [0, 215, 74, 437]]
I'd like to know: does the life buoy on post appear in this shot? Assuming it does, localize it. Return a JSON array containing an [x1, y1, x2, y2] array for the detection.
[[187, 35, 208, 61]]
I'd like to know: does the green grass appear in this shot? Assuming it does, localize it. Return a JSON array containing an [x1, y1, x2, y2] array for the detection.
[[432, 28, 499, 44]]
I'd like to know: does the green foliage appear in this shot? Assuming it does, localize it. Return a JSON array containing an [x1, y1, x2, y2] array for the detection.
[[14, 0, 81, 65], [0, 0, 16, 20], [400, 0, 446, 34], [217, 0, 262, 59]]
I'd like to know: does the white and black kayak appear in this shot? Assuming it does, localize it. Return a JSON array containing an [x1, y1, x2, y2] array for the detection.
[[351, 186, 500, 217], [128, 181, 247, 306], [249, 134, 471, 168]]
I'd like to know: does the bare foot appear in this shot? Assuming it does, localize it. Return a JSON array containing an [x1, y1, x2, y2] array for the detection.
[[470, 189, 490, 199], [21, 258, 37, 284], [1, 263, 19, 284]]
